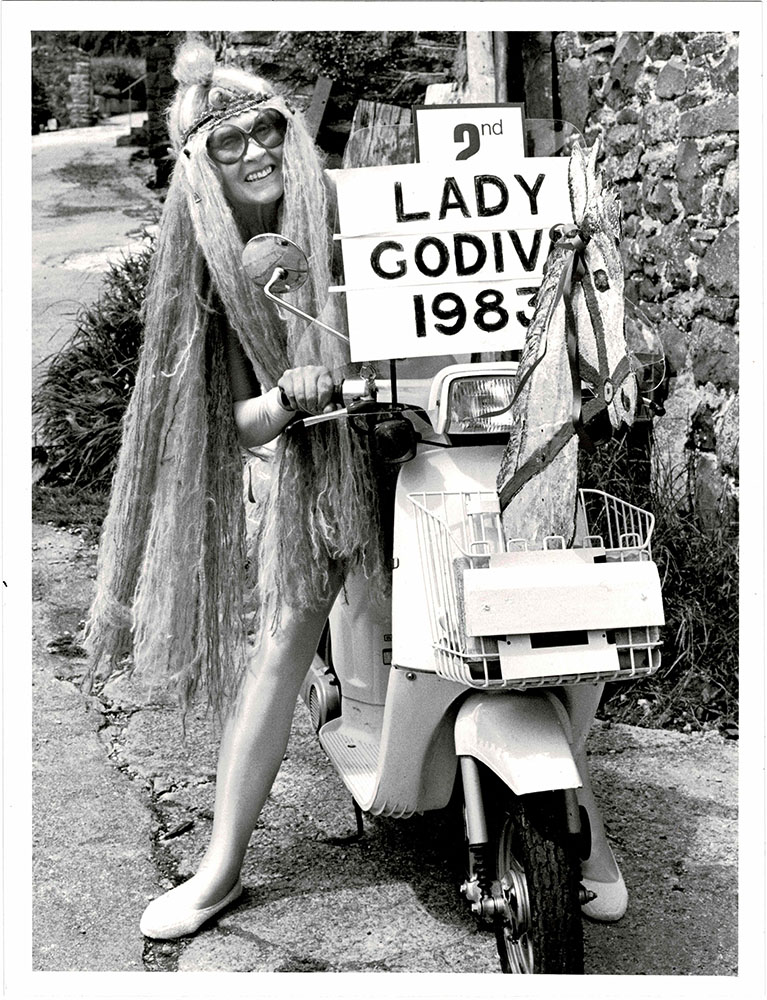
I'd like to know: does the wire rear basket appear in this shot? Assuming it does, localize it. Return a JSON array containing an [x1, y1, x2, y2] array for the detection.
[[409, 488, 663, 689]]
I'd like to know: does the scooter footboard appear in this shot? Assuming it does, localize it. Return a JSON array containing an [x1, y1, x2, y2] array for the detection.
[[454, 692, 582, 796]]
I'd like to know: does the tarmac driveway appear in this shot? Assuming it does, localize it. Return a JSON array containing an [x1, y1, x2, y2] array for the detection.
[[30, 523, 739, 979], [31, 114, 160, 395]]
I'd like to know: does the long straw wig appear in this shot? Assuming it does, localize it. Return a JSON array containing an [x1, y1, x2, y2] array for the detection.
[[84, 40, 386, 711]]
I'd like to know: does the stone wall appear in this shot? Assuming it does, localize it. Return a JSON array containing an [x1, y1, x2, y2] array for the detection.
[[32, 41, 96, 129], [554, 31, 739, 521]]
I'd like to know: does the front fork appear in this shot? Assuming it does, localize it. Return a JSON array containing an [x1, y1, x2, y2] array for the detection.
[[458, 756, 592, 921]]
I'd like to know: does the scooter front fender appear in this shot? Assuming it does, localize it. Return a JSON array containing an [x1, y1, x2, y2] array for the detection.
[[454, 691, 582, 796]]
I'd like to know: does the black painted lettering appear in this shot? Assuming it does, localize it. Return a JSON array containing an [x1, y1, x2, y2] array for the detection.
[[514, 173, 545, 215], [454, 123, 480, 161], [370, 240, 407, 280], [515, 285, 539, 327], [493, 233, 503, 274], [492, 232, 504, 272], [413, 294, 427, 337], [454, 233, 487, 277], [414, 237, 450, 278], [394, 181, 430, 223], [438, 177, 471, 219], [507, 229, 543, 272], [475, 175, 509, 217]]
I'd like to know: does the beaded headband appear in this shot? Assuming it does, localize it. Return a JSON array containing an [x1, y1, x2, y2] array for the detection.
[[181, 90, 272, 146]]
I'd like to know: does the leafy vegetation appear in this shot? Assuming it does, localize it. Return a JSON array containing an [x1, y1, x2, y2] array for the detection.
[[579, 431, 738, 738], [32, 72, 51, 134], [281, 31, 392, 111], [33, 239, 154, 489], [90, 55, 146, 105], [278, 31, 459, 115], [31, 30, 160, 59], [31, 42, 81, 129]]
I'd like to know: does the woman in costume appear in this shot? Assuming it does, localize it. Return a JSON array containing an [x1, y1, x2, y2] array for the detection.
[[85, 39, 626, 940], [85, 39, 386, 938]]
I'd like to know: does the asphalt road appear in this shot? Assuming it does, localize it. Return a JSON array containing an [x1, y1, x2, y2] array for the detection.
[[30, 523, 738, 980], [31, 114, 159, 397]]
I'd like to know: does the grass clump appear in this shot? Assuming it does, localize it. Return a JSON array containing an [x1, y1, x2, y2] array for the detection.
[[32, 482, 110, 545], [34, 237, 154, 489], [578, 431, 738, 738]]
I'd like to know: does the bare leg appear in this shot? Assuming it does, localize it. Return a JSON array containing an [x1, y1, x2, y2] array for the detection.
[[561, 683, 620, 882], [150, 589, 338, 913]]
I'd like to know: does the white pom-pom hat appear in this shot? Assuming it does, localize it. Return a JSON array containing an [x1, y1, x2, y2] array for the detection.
[[168, 39, 281, 152]]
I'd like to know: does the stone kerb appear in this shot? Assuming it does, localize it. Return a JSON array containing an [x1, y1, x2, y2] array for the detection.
[[554, 31, 739, 523]]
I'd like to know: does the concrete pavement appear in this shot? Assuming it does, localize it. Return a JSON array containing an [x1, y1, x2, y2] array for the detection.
[[32, 526, 156, 971], [31, 523, 738, 976], [31, 114, 159, 396]]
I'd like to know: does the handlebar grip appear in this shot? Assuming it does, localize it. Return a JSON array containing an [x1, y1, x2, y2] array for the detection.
[[279, 383, 345, 413]]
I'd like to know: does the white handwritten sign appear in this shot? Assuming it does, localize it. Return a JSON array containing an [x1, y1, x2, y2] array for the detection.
[[333, 116, 574, 361], [335, 160, 570, 238], [343, 280, 542, 362], [413, 103, 525, 164], [341, 228, 551, 290]]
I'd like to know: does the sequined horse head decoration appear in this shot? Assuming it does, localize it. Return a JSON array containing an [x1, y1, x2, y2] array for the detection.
[[497, 138, 639, 544]]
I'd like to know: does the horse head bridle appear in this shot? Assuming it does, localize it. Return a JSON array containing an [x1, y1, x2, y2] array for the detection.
[[554, 225, 638, 449], [498, 224, 640, 511]]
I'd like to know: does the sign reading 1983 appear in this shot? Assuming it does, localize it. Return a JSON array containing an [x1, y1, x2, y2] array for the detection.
[[333, 103, 574, 362]]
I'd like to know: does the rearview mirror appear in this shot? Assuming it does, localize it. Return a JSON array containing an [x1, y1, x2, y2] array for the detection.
[[242, 233, 309, 294]]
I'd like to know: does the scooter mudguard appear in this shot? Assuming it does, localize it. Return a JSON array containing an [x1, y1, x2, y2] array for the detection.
[[454, 691, 582, 796]]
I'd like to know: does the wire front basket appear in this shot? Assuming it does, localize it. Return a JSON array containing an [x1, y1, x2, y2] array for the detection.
[[409, 488, 663, 689]]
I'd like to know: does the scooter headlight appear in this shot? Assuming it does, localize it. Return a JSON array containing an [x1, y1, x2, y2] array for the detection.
[[442, 374, 517, 435]]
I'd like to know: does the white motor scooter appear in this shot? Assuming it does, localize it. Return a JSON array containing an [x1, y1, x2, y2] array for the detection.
[[243, 108, 667, 971], [243, 228, 665, 974]]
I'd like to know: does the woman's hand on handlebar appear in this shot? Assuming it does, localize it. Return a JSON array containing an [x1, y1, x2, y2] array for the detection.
[[277, 365, 337, 415]]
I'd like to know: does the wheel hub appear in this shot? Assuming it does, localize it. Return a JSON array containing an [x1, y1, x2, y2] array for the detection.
[[495, 857, 535, 973], [496, 858, 531, 939]]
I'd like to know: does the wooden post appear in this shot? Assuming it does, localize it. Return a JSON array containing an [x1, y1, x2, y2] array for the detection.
[[464, 32, 496, 102], [521, 32, 556, 120], [304, 76, 334, 140], [425, 32, 497, 105], [493, 32, 509, 103]]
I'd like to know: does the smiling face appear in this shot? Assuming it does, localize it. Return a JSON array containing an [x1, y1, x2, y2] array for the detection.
[[212, 109, 285, 218]]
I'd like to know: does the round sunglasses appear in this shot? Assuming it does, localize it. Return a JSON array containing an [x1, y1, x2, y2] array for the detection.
[[206, 109, 288, 165]]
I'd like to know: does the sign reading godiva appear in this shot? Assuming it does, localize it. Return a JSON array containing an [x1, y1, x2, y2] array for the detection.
[[333, 104, 574, 361]]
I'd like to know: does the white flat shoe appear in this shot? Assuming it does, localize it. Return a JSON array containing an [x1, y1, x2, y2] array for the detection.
[[580, 868, 628, 922], [139, 878, 243, 939]]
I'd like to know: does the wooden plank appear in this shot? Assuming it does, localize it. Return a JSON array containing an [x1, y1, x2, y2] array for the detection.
[[343, 100, 415, 168], [498, 630, 620, 682], [489, 549, 605, 568], [463, 560, 665, 636], [465, 32, 496, 102], [304, 75, 334, 139]]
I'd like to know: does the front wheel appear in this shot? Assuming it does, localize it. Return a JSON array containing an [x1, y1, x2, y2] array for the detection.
[[487, 779, 584, 974]]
